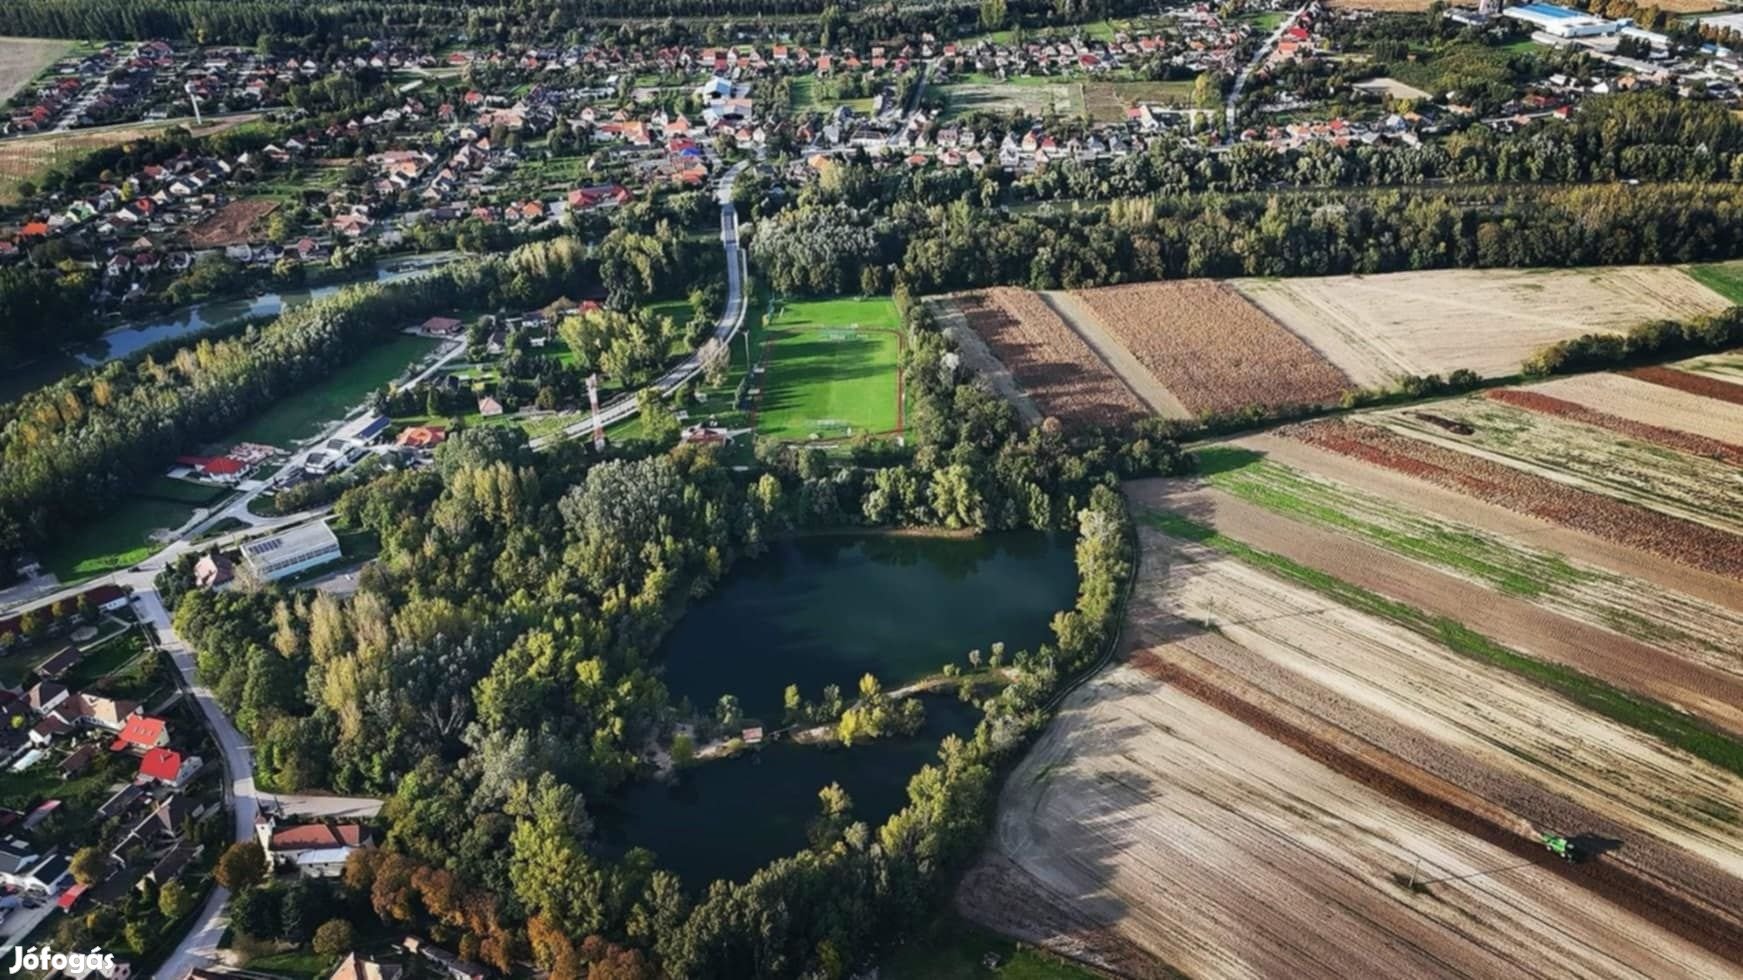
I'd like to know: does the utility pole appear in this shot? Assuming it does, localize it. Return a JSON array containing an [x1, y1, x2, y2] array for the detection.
[[586, 374, 606, 452]]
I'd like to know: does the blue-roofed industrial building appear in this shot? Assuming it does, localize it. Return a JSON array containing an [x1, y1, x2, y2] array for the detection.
[[1504, 3, 1628, 38]]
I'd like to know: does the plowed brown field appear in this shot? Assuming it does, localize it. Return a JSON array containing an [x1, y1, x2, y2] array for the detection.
[[950, 288, 1147, 427], [184, 197, 278, 247], [1627, 365, 1743, 407], [1071, 281, 1352, 415], [963, 647, 1743, 978], [1484, 388, 1743, 466]]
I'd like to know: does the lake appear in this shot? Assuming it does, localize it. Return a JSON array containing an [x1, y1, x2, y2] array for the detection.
[[596, 695, 981, 888], [604, 530, 1078, 888], [659, 530, 1079, 720]]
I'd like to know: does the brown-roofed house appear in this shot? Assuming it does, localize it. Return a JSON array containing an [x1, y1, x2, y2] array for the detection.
[[35, 646, 83, 681], [330, 954, 402, 980], [193, 554, 233, 589]]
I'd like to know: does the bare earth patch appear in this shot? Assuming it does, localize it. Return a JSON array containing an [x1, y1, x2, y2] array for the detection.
[[1071, 280, 1352, 415], [963, 655, 1743, 978], [949, 288, 1147, 428], [1232, 267, 1731, 386], [184, 198, 279, 247]]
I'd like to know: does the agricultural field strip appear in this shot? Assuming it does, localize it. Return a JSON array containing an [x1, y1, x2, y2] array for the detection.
[[1626, 365, 1743, 406], [1127, 523, 1743, 882], [926, 298, 1042, 426], [1037, 291, 1190, 418], [1533, 373, 1743, 447], [1231, 267, 1731, 385], [1370, 399, 1743, 536], [953, 288, 1147, 427], [1191, 451, 1743, 677], [1678, 351, 1743, 384], [1486, 388, 1743, 466], [1239, 432, 1743, 612], [1071, 281, 1352, 414], [972, 662, 1735, 979]]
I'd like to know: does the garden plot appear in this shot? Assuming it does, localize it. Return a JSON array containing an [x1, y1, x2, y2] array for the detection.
[[1232, 267, 1730, 386], [1181, 450, 1743, 682], [1530, 372, 1743, 447], [1370, 396, 1743, 536], [961, 661, 1739, 980], [950, 288, 1147, 428], [1125, 524, 1743, 911], [1069, 280, 1352, 415]]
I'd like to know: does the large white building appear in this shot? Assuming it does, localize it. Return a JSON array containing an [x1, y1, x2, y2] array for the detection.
[[240, 521, 342, 582], [1504, 3, 1628, 38]]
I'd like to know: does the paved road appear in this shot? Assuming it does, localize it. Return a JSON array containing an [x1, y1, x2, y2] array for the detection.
[[536, 161, 750, 448], [1227, 5, 1310, 132], [137, 586, 256, 980]]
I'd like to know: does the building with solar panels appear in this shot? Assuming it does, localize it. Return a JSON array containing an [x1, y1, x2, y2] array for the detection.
[[241, 521, 342, 582]]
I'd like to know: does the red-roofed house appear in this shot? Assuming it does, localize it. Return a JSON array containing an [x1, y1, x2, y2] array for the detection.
[[111, 715, 168, 752], [137, 747, 200, 787], [257, 816, 373, 876]]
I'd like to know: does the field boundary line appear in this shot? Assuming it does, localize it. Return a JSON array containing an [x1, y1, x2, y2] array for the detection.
[[1037, 290, 1187, 418]]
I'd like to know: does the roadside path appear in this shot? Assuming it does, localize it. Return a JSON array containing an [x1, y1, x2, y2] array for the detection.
[[1227, 5, 1309, 132]]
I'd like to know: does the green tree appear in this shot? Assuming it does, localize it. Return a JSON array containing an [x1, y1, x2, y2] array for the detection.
[[312, 919, 357, 958], [158, 880, 195, 919], [979, 0, 1008, 30], [70, 846, 105, 886], [215, 841, 267, 890]]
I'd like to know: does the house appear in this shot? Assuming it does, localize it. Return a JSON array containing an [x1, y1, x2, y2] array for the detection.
[[140, 839, 197, 889], [84, 585, 129, 613], [111, 715, 169, 752], [256, 816, 372, 876], [193, 554, 233, 589], [422, 316, 463, 335], [394, 426, 447, 450], [476, 396, 504, 417], [239, 521, 342, 582], [58, 744, 97, 779], [330, 954, 402, 980], [35, 646, 83, 680], [137, 748, 200, 787]]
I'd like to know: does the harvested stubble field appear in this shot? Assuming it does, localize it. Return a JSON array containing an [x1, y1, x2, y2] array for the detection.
[[1069, 280, 1351, 415], [1285, 418, 1743, 579], [1369, 397, 1743, 536], [1232, 267, 1731, 386], [960, 660, 1740, 979], [1532, 372, 1743, 447], [951, 288, 1147, 427], [0, 114, 259, 202], [184, 198, 279, 247], [1679, 351, 1743, 383], [0, 37, 69, 104], [1485, 388, 1743, 465], [1179, 450, 1743, 689]]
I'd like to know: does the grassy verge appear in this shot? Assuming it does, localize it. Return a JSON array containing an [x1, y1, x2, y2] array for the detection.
[[39, 495, 198, 582], [1142, 510, 1743, 779], [226, 334, 437, 447], [1686, 260, 1743, 305], [882, 915, 1107, 979]]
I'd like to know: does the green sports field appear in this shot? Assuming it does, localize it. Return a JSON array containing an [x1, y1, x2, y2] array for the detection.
[[754, 297, 903, 442]]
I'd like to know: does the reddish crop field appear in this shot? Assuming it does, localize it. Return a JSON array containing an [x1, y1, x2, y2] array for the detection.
[[953, 288, 1148, 428], [1283, 419, 1743, 579], [1625, 366, 1743, 407], [1485, 388, 1743, 466]]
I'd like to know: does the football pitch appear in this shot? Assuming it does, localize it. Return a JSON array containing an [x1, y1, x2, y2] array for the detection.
[[754, 297, 903, 442]]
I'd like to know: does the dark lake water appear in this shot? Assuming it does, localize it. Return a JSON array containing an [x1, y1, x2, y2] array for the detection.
[[659, 530, 1079, 720], [600, 530, 1078, 888], [596, 695, 981, 888]]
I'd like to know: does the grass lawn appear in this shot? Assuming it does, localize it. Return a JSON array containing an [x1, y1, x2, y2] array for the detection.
[[1686, 260, 1743, 304], [227, 335, 437, 447], [138, 475, 231, 507], [64, 629, 150, 689], [883, 916, 1101, 979], [754, 296, 902, 442], [39, 495, 199, 582], [243, 948, 334, 980]]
